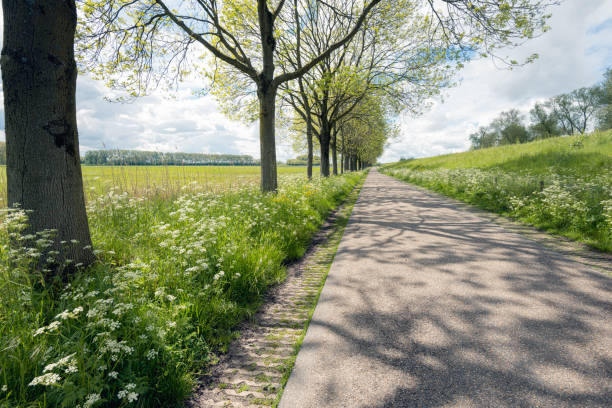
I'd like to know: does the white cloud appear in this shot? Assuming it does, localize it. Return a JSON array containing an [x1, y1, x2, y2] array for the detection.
[[381, 0, 612, 162], [74, 78, 262, 157]]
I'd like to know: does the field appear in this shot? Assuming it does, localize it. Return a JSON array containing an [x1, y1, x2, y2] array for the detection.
[[382, 130, 612, 252], [0, 165, 307, 208], [0, 166, 365, 407]]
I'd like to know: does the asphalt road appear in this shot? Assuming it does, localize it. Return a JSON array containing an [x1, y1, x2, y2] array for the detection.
[[279, 169, 612, 408]]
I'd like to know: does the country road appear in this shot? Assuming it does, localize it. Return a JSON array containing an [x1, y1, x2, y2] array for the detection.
[[279, 169, 612, 408]]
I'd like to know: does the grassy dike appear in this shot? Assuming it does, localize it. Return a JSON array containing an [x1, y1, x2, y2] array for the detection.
[[382, 130, 612, 252], [0, 172, 365, 408]]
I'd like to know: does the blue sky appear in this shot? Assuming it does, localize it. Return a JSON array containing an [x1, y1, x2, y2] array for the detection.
[[0, 0, 611, 162]]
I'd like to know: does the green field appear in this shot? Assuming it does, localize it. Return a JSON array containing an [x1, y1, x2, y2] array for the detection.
[[0, 165, 307, 208], [382, 130, 612, 251], [0, 164, 364, 407]]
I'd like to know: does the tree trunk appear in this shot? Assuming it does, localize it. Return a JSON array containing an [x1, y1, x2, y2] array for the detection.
[[319, 128, 331, 177], [340, 152, 344, 174], [1, 0, 94, 272], [331, 131, 338, 176], [306, 121, 313, 179], [257, 1, 278, 193], [258, 86, 278, 192]]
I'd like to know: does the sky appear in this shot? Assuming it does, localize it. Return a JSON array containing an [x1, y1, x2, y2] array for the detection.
[[0, 0, 611, 162]]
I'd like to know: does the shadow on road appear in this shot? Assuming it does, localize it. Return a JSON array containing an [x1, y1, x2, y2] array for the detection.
[[282, 171, 612, 408]]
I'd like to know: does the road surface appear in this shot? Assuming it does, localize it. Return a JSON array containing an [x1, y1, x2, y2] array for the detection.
[[279, 169, 612, 408]]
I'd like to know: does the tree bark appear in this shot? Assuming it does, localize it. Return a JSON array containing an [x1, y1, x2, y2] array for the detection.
[[257, 2, 278, 192], [319, 128, 331, 177], [1, 0, 94, 272], [306, 120, 313, 179], [258, 86, 278, 192], [331, 131, 338, 176]]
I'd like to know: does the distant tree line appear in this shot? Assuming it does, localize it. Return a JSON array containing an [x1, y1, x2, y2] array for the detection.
[[286, 155, 320, 166], [0, 142, 5, 165], [470, 68, 612, 150], [82, 150, 258, 166]]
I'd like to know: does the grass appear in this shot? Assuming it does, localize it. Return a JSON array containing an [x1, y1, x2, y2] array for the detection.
[[392, 130, 612, 175], [0, 165, 307, 208], [382, 130, 612, 252], [0, 167, 365, 407]]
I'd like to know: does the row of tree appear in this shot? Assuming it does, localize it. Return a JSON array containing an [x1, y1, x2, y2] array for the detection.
[[470, 68, 612, 149], [83, 150, 258, 166], [286, 155, 321, 166], [1, 0, 556, 275]]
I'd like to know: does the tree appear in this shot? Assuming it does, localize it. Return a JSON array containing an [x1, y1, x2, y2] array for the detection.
[[280, 0, 556, 175], [336, 92, 394, 169], [77, 0, 383, 192], [280, 0, 455, 177], [83, 150, 258, 165], [489, 109, 531, 145], [1, 0, 95, 273], [529, 101, 560, 139], [551, 88, 600, 135], [596, 68, 612, 130], [469, 126, 496, 150]]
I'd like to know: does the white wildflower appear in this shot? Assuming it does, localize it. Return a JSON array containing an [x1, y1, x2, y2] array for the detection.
[[83, 393, 101, 408], [29, 373, 61, 386]]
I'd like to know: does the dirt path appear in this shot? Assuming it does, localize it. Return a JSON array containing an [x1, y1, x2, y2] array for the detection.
[[279, 169, 612, 408]]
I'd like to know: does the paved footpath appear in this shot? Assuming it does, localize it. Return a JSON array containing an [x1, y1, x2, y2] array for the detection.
[[279, 169, 612, 408]]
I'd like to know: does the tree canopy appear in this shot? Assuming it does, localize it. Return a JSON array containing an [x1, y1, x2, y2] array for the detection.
[[77, 0, 558, 188]]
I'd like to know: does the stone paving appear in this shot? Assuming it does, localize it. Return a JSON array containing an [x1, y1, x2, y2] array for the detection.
[[187, 178, 363, 408]]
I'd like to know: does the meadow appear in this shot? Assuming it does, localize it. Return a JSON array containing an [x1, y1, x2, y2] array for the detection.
[[0, 166, 365, 407], [0, 165, 307, 208], [382, 130, 612, 252]]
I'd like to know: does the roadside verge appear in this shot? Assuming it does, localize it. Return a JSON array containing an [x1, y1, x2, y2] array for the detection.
[[188, 174, 366, 407]]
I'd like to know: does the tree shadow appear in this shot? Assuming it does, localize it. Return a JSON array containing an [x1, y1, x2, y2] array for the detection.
[[283, 171, 612, 407]]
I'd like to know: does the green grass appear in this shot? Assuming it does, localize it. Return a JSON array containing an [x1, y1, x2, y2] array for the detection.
[[0, 165, 308, 208], [390, 130, 612, 175], [382, 130, 612, 252], [0, 170, 365, 407]]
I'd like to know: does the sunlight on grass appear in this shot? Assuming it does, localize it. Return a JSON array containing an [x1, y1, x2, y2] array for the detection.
[[0, 165, 308, 208], [0, 170, 364, 407]]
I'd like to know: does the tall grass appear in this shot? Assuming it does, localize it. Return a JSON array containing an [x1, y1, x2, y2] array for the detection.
[[0, 165, 308, 208], [382, 131, 612, 251], [0, 171, 364, 407]]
